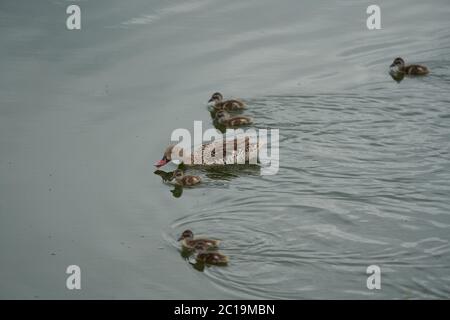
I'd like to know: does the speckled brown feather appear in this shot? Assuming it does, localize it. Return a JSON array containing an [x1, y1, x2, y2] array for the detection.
[[178, 175, 201, 186], [225, 116, 252, 127], [404, 64, 429, 75], [213, 99, 246, 111], [182, 238, 220, 250], [215, 111, 253, 127], [196, 252, 229, 265], [200, 136, 258, 162]]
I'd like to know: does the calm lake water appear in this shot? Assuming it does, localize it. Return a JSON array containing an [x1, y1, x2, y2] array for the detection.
[[1, 0, 450, 299]]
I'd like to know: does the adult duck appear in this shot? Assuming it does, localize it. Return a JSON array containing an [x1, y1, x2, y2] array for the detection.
[[154, 136, 263, 168]]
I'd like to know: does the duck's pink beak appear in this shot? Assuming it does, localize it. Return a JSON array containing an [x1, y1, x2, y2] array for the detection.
[[154, 156, 169, 168]]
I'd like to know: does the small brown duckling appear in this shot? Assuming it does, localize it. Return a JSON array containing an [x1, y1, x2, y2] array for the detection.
[[177, 229, 220, 250], [208, 92, 245, 111], [215, 110, 252, 127], [172, 169, 201, 186], [390, 57, 429, 76], [196, 251, 229, 266]]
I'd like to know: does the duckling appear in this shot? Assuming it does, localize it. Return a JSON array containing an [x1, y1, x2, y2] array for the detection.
[[215, 110, 252, 127], [177, 229, 220, 251], [196, 251, 229, 266], [390, 57, 429, 76], [172, 169, 201, 186], [208, 92, 245, 111]]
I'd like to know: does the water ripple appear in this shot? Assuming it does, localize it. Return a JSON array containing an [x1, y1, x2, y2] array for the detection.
[[167, 89, 450, 298]]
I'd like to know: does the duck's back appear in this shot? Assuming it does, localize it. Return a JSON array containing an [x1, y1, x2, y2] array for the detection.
[[179, 175, 201, 186], [196, 252, 229, 265], [225, 116, 252, 127], [405, 64, 429, 75], [182, 237, 220, 249], [215, 99, 245, 111]]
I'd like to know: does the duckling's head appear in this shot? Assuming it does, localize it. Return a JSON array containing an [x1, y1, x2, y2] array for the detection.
[[208, 92, 223, 104], [178, 229, 194, 241], [390, 57, 405, 69], [155, 144, 185, 168], [173, 169, 184, 179], [215, 110, 230, 121]]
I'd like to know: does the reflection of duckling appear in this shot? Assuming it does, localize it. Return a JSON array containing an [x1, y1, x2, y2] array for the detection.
[[170, 184, 183, 198], [172, 169, 201, 186], [215, 110, 252, 127], [177, 229, 220, 250], [196, 251, 229, 266], [208, 92, 245, 111], [389, 71, 405, 83], [390, 57, 429, 76]]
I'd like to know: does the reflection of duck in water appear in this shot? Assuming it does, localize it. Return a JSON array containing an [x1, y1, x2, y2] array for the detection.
[[154, 137, 264, 168], [178, 230, 220, 251], [208, 92, 246, 112], [214, 110, 253, 128], [389, 57, 429, 82]]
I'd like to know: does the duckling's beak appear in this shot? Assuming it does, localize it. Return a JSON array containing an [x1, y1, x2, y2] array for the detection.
[[389, 63, 395, 68], [177, 235, 184, 241], [208, 97, 214, 103], [154, 155, 169, 168]]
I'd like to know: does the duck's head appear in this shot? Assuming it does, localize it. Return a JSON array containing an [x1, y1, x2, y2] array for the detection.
[[154, 144, 186, 168], [178, 229, 194, 241], [215, 110, 230, 121], [208, 92, 223, 104], [172, 169, 184, 180], [390, 57, 405, 70]]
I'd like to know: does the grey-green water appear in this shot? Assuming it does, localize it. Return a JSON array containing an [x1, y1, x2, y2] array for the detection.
[[1, 0, 449, 299]]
